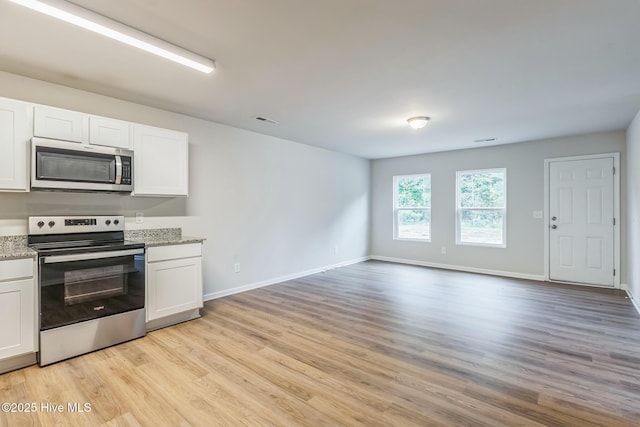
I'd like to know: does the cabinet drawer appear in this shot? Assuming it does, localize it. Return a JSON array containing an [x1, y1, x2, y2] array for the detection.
[[147, 243, 201, 262], [0, 258, 33, 282]]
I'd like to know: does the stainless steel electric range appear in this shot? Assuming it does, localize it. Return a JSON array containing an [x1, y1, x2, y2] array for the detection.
[[28, 215, 146, 366]]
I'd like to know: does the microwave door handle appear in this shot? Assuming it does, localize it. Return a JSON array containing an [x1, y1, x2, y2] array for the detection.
[[42, 248, 144, 264], [115, 155, 123, 185]]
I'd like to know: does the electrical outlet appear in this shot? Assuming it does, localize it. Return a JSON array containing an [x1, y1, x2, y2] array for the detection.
[[135, 212, 144, 223], [533, 211, 543, 219], [441, 246, 447, 254], [234, 262, 240, 273], [334, 245, 339, 255]]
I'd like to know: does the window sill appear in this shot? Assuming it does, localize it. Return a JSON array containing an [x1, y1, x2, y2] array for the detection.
[[394, 237, 431, 243], [456, 241, 506, 249]]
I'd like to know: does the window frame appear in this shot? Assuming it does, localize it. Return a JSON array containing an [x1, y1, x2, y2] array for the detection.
[[393, 173, 432, 242], [455, 168, 507, 248]]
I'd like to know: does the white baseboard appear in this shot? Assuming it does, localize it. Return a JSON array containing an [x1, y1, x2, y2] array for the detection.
[[203, 256, 638, 316], [204, 256, 371, 301], [370, 255, 546, 282], [622, 284, 640, 316]]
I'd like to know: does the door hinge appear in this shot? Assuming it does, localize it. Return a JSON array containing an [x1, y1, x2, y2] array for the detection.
[[613, 218, 616, 226], [613, 167, 616, 175], [614, 269, 616, 277]]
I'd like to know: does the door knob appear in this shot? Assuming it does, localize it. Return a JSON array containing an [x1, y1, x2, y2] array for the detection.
[[551, 225, 557, 229], [551, 216, 557, 221]]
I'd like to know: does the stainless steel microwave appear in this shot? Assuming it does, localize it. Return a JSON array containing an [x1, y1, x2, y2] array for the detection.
[[31, 137, 134, 193]]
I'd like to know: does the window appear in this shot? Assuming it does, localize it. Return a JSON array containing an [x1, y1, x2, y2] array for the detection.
[[456, 168, 506, 247], [394, 174, 431, 241]]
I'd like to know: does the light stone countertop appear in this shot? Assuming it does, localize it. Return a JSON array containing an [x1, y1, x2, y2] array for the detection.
[[0, 229, 203, 260], [127, 235, 205, 247], [124, 228, 205, 247], [0, 236, 37, 260]]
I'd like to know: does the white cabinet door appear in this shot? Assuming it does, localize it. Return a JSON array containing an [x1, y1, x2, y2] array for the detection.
[[0, 98, 31, 191], [133, 125, 189, 196], [147, 255, 203, 322], [0, 259, 35, 359], [34, 105, 88, 143], [89, 116, 132, 149]]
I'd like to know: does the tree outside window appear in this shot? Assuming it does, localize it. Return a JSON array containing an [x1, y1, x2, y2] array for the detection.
[[393, 174, 431, 241], [456, 169, 506, 247]]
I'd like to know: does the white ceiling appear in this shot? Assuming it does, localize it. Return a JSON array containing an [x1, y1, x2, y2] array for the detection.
[[1, 0, 639, 159]]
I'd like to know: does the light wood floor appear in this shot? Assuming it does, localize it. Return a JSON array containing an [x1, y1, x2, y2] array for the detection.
[[2, 260, 640, 426]]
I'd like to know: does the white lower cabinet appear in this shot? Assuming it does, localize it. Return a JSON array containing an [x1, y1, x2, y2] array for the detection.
[[146, 243, 203, 330], [0, 258, 36, 371]]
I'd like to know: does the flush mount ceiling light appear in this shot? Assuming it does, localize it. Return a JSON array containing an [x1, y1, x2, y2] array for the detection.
[[407, 116, 430, 129], [7, 0, 216, 74]]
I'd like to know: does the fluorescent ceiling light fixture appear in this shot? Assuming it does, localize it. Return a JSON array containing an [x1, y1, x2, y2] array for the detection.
[[407, 116, 430, 129], [7, 0, 215, 73]]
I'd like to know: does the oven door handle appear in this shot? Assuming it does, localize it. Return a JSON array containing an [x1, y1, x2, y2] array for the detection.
[[42, 248, 144, 264]]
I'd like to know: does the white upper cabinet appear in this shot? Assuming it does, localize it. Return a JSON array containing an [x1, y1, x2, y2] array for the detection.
[[1, 96, 190, 195], [0, 97, 32, 191], [34, 105, 132, 149], [133, 124, 189, 196], [89, 116, 132, 149], [33, 105, 88, 143]]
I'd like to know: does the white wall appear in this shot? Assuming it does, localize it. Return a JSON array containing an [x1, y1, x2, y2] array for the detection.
[[626, 109, 640, 308], [185, 118, 370, 298], [371, 131, 627, 281], [0, 71, 370, 298]]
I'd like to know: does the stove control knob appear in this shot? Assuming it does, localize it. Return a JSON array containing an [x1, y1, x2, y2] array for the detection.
[[37, 221, 45, 228], [48, 221, 55, 228], [105, 220, 111, 226], [113, 219, 120, 226]]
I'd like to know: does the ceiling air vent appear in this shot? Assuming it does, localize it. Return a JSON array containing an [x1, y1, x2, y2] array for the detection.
[[255, 116, 279, 124], [473, 137, 497, 143]]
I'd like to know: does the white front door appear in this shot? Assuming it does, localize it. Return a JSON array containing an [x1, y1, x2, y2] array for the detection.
[[549, 157, 615, 287]]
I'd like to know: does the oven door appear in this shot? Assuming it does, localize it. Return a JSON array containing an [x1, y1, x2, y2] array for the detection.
[[39, 248, 145, 330]]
